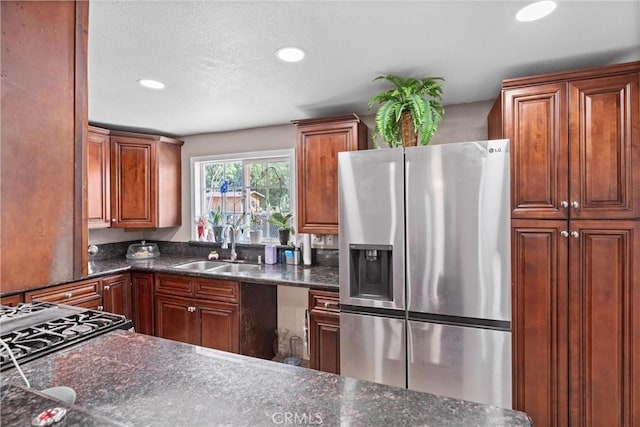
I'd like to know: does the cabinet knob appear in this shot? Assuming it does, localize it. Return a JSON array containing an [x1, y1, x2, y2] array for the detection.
[[571, 201, 579, 209], [97, 305, 104, 311], [571, 231, 579, 239], [103, 285, 110, 291], [560, 201, 569, 208], [560, 230, 569, 238], [187, 306, 196, 313], [112, 218, 117, 222], [64, 292, 73, 299]]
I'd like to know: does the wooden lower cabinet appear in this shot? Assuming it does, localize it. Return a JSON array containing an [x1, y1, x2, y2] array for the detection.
[[154, 274, 276, 358], [308, 290, 340, 374], [132, 272, 154, 335], [25, 278, 103, 310], [512, 219, 639, 426], [512, 220, 569, 426], [0, 294, 23, 306], [102, 273, 132, 319], [155, 294, 197, 345], [198, 299, 239, 353], [568, 220, 639, 427]]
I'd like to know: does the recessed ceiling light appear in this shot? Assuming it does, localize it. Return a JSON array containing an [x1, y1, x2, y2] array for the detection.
[[275, 47, 305, 63], [516, 1, 557, 22], [138, 79, 165, 89]]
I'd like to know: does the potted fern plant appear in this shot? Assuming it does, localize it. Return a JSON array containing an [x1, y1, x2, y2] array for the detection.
[[368, 74, 445, 148]]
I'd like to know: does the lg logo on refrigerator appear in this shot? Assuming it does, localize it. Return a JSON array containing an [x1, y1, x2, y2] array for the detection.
[[488, 147, 503, 153]]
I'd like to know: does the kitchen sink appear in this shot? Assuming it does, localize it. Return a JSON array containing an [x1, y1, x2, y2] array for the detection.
[[209, 263, 260, 273], [173, 261, 225, 271]]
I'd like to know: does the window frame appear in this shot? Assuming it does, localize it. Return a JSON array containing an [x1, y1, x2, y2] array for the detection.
[[190, 148, 296, 243]]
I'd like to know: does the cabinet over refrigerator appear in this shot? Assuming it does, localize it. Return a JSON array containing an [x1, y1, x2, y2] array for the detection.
[[338, 140, 512, 408]]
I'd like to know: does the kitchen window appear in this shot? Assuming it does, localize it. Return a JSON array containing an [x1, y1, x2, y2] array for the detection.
[[191, 149, 295, 243]]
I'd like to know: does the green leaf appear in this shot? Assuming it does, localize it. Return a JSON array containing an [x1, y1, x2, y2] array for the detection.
[[367, 74, 445, 147]]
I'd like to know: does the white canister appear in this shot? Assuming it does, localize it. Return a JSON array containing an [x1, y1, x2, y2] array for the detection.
[[302, 234, 312, 266]]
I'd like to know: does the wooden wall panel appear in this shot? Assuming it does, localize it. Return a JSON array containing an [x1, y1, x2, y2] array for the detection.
[[1, 1, 87, 291]]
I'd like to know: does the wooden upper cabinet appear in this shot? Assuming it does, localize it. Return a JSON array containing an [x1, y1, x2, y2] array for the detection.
[[504, 83, 569, 219], [495, 64, 640, 221], [569, 73, 639, 219], [87, 126, 111, 228], [293, 114, 368, 235], [110, 131, 183, 228]]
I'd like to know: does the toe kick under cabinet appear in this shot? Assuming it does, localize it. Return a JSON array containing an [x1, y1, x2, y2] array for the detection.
[[154, 274, 276, 359]]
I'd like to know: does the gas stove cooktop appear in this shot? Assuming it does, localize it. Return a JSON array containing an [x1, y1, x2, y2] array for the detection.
[[0, 302, 132, 371]]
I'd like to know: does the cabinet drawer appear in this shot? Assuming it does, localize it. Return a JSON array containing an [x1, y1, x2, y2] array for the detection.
[[194, 278, 239, 303], [25, 279, 101, 307], [309, 290, 340, 313], [1, 294, 24, 306], [155, 274, 193, 297]]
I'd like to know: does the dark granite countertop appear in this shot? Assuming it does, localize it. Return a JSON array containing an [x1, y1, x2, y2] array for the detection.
[[1, 330, 531, 427], [87, 255, 339, 291], [1, 384, 126, 426]]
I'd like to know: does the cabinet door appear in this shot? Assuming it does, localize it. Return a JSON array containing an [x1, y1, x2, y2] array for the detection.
[[102, 274, 132, 320], [568, 221, 640, 427], [110, 136, 156, 228], [295, 117, 366, 234], [309, 290, 340, 374], [569, 73, 639, 219], [511, 220, 569, 426], [132, 272, 154, 335], [87, 127, 111, 228], [309, 311, 340, 374], [155, 294, 197, 345], [504, 84, 569, 219], [197, 300, 239, 353]]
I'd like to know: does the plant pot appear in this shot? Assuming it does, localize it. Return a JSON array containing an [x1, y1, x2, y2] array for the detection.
[[212, 226, 223, 243], [249, 229, 262, 244], [278, 229, 290, 246]]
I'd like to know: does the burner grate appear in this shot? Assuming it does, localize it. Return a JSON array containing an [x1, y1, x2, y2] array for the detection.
[[0, 303, 131, 370]]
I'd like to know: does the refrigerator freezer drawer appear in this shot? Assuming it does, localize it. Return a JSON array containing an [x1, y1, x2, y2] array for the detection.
[[408, 320, 512, 408], [340, 312, 406, 388]]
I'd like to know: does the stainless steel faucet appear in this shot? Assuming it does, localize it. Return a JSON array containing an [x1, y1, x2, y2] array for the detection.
[[221, 224, 238, 261]]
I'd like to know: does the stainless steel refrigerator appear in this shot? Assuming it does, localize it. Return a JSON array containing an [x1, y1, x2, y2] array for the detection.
[[338, 140, 512, 408]]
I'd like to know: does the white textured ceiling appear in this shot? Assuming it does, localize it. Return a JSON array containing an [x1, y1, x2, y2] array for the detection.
[[88, 1, 640, 137]]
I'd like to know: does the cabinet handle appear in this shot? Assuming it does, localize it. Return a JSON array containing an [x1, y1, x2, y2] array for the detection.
[[560, 201, 569, 208], [571, 231, 579, 239], [104, 285, 110, 291], [560, 230, 569, 238], [64, 292, 73, 299], [187, 306, 196, 313], [111, 219, 117, 222], [571, 201, 579, 209], [97, 305, 104, 311], [322, 301, 339, 310]]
